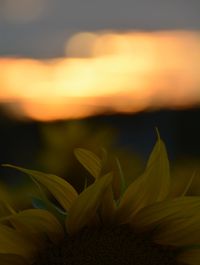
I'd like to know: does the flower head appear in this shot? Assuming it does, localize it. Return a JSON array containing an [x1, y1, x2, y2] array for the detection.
[[0, 132, 200, 265]]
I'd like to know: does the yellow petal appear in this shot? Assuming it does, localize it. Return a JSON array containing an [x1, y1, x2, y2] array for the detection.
[[66, 172, 113, 235], [74, 148, 101, 179], [114, 134, 170, 224], [0, 203, 11, 218], [177, 248, 200, 265], [0, 184, 16, 216], [112, 157, 126, 201], [9, 209, 64, 245], [3, 165, 78, 211], [99, 185, 116, 225], [169, 171, 196, 198], [0, 253, 28, 265], [153, 215, 200, 246], [131, 197, 200, 232], [145, 131, 170, 201], [0, 224, 36, 260], [87, 213, 101, 227]]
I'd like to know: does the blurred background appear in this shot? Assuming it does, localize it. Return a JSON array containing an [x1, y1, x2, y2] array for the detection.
[[0, 0, 200, 206]]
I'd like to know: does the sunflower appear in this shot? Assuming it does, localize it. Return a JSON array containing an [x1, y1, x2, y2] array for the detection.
[[0, 132, 200, 265]]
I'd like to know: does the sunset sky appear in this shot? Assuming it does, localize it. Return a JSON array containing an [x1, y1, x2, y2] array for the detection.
[[0, 1, 200, 121], [0, 0, 200, 58]]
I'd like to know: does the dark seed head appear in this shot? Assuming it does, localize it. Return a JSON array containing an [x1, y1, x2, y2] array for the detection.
[[34, 224, 181, 265]]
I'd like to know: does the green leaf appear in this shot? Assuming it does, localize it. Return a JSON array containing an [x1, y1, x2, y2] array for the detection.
[[114, 132, 171, 224], [28, 172, 68, 223], [66, 172, 113, 235], [74, 148, 102, 179], [3, 165, 78, 211], [31, 197, 67, 223]]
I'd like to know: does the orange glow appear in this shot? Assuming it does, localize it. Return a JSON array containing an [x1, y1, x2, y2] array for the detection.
[[0, 31, 200, 121]]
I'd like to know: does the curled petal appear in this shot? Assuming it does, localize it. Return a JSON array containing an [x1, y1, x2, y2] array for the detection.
[[3, 165, 78, 211], [74, 148, 101, 179]]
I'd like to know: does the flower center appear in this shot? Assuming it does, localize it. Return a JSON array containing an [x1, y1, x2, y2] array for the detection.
[[34, 224, 180, 265]]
